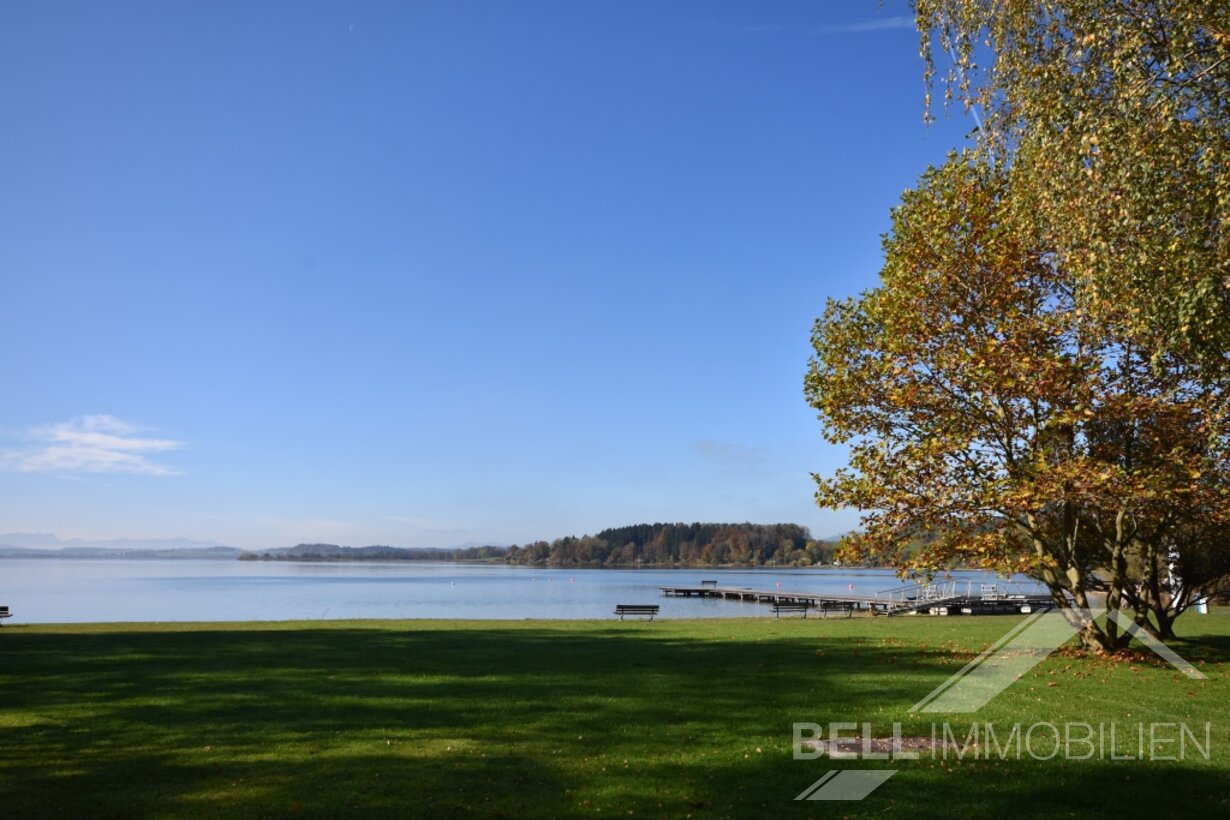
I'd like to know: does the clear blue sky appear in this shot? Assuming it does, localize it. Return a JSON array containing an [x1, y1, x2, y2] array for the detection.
[[0, 0, 975, 549]]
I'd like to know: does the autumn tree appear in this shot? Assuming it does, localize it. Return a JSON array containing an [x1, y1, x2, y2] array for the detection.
[[914, 0, 1230, 360], [805, 156, 1229, 651]]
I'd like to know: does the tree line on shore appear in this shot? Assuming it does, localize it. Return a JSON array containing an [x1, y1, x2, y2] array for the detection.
[[239, 523, 839, 567], [503, 523, 835, 567]]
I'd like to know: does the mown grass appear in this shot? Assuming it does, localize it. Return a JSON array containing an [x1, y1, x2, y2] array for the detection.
[[1, 613, 1228, 818]]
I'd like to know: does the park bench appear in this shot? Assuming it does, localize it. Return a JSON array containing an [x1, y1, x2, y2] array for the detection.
[[700, 580, 718, 588], [771, 602, 813, 619], [0, 605, 10, 624], [818, 601, 854, 619], [614, 604, 660, 621]]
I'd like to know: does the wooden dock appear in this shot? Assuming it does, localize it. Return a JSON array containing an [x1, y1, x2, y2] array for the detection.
[[660, 579, 1054, 616]]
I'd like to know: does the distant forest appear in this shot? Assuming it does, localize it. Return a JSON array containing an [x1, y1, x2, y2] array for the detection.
[[504, 522, 835, 567], [241, 523, 838, 567]]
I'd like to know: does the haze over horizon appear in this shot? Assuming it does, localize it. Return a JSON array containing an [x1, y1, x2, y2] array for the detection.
[[0, 530, 504, 551], [1, 1, 976, 550]]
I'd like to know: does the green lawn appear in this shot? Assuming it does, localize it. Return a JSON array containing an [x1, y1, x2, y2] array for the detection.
[[1, 614, 1227, 818]]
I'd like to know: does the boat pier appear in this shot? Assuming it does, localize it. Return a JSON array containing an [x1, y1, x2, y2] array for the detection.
[[660, 579, 1053, 616]]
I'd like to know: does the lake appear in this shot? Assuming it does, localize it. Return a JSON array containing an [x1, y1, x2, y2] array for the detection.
[[0, 559, 1032, 623]]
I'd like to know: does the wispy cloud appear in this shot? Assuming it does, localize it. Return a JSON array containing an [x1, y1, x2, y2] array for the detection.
[[1, 415, 184, 476], [253, 516, 359, 543], [693, 439, 769, 473], [714, 15, 917, 36], [384, 515, 459, 533], [809, 15, 916, 34]]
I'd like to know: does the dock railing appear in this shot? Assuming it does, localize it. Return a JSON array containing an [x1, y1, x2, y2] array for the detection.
[[875, 579, 1051, 612], [874, 580, 958, 612]]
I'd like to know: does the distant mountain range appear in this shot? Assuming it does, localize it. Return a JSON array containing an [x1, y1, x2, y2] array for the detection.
[[0, 532, 229, 550], [0, 532, 510, 560], [0, 545, 246, 560]]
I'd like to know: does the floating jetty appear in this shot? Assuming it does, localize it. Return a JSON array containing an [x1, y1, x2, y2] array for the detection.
[[660, 579, 1054, 616]]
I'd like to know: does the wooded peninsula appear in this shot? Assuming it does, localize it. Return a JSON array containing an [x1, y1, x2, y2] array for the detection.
[[238, 522, 838, 568]]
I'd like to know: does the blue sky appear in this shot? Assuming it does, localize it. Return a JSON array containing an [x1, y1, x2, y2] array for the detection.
[[0, 1, 975, 549]]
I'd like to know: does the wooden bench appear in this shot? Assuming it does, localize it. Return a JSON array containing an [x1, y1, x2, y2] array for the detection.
[[614, 604, 660, 621], [0, 605, 11, 624], [818, 601, 854, 619], [772, 602, 813, 618], [700, 580, 718, 588]]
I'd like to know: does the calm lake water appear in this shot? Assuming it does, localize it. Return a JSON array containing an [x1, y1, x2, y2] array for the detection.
[[0, 560, 1030, 623]]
